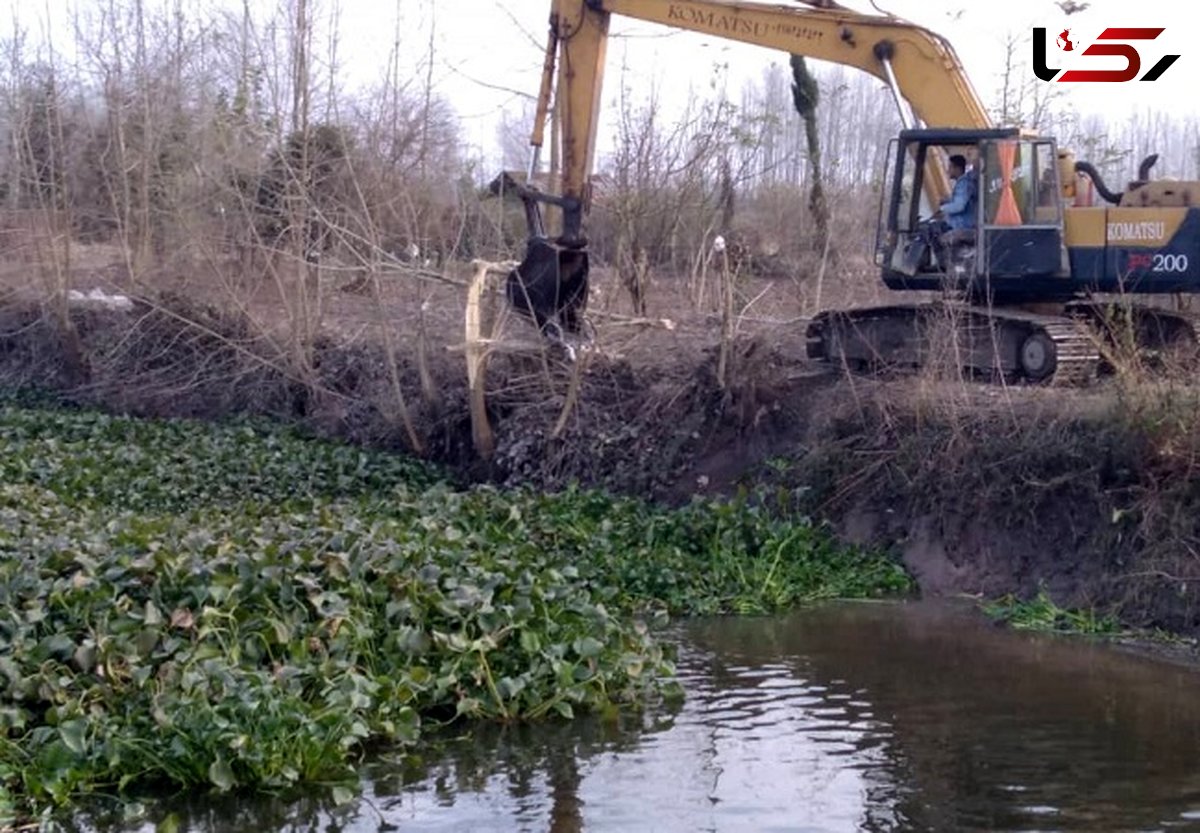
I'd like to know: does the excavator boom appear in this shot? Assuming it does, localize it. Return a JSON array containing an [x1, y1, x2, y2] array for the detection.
[[551, 0, 992, 235]]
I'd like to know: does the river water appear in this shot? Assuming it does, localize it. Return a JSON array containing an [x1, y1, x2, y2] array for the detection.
[[79, 600, 1200, 832]]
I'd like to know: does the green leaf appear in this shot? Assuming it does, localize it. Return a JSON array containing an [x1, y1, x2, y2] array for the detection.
[[573, 637, 604, 659], [208, 758, 236, 791], [58, 719, 87, 755], [331, 785, 355, 806], [73, 644, 96, 674], [519, 630, 541, 654], [271, 619, 291, 644], [156, 813, 182, 833], [439, 632, 469, 653]]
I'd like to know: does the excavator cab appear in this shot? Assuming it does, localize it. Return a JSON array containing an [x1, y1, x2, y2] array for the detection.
[[877, 128, 1069, 299]]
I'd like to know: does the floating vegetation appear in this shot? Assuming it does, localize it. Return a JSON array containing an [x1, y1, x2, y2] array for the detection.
[[0, 404, 911, 824], [983, 588, 1122, 635]]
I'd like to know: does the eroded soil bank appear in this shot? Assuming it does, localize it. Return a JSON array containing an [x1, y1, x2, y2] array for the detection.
[[4, 293, 1199, 637]]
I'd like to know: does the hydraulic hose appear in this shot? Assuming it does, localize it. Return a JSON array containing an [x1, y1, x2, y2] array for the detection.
[[1074, 161, 1124, 206]]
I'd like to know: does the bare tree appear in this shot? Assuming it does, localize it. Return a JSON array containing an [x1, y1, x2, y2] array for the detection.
[[994, 29, 1065, 132]]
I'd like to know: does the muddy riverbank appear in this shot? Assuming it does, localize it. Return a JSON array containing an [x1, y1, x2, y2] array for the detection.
[[3, 291, 1199, 638]]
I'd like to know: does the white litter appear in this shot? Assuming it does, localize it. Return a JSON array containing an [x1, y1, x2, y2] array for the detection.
[[67, 288, 134, 311]]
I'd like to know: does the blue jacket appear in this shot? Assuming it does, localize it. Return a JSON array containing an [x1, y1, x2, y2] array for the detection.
[[940, 171, 978, 230]]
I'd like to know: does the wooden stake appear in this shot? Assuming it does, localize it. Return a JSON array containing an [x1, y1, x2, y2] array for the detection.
[[464, 259, 516, 459]]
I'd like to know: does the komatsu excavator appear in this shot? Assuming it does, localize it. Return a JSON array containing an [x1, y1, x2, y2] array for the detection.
[[503, 0, 1200, 384]]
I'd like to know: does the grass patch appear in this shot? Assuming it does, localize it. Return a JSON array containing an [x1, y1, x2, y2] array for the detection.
[[0, 403, 911, 825]]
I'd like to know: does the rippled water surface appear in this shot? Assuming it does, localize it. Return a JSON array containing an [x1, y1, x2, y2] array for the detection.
[[84, 601, 1200, 832]]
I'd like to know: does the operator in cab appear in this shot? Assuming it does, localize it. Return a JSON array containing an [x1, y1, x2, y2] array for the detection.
[[934, 153, 977, 232], [930, 152, 978, 270]]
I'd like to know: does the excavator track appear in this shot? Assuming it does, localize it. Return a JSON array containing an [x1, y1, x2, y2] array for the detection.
[[1064, 300, 1200, 373], [1018, 316, 1102, 387], [805, 301, 1102, 385]]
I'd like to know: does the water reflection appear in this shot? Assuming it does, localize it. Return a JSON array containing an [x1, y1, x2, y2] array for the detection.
[[574, 656, 906, 832], [69, 600, 1200, 832], [361, 709, 681, 833], [690, 601, 1200, 831]]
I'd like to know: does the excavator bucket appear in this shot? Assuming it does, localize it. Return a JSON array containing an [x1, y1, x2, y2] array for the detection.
[[506, 236, 590, 340]]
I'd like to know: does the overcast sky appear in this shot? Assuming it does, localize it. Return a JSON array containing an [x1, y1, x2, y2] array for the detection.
[[8, 0, 1197, 165], [353, 0, 1198, 165]]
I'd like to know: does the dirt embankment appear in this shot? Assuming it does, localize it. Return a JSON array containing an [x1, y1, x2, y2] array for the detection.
[[3, 289, 1200, 637]]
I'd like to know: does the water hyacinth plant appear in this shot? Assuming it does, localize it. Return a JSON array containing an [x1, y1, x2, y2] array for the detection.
[[0, 403, 911, 824], [982, 588, 1122, 635]]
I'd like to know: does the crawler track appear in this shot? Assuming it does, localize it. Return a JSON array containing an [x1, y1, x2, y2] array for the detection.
[[805, 301, 1103, 385], [1065, 300, 1200, 371], [1035, 318, 1102, 386]]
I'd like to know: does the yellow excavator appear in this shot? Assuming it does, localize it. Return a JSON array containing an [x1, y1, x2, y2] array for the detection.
[[503, 0, 1200, 383]]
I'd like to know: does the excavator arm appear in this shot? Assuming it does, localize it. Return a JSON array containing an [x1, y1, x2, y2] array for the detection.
[[505, 0, 993, 340]]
